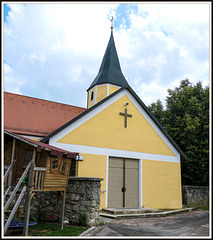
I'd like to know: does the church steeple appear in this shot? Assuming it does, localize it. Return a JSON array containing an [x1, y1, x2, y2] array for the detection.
[[87, 21, 128, 108]]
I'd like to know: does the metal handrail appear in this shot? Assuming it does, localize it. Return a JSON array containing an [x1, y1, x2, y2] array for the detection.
[[4, 161, 31, 212], [4, 186, 12, 202], [4, 186, 26, 234], [4, 160, 16, 183]]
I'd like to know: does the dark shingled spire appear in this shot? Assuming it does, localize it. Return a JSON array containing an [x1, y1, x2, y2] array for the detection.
[[87, 30, 128, 91]]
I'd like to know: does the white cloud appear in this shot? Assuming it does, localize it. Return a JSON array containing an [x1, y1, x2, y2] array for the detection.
[[137, 81, 169, 107], [3, 2, 210, 108], [117, 2, 210, 104], [4, 63, 24, 94], [29, 51, 47, 66]]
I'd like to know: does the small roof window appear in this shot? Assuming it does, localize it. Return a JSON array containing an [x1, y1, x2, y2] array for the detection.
[[90, 91, 94, 101]]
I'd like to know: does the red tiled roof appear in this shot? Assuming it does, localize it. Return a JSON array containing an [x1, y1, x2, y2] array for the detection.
[[4, 92, 86, 137], [5, 131, 77, 158]]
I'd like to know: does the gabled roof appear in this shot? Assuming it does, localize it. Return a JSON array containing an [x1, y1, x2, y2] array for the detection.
[[87, 30, 128, 91], [4, 92, 86, 137], [41, 85, 188, 161]]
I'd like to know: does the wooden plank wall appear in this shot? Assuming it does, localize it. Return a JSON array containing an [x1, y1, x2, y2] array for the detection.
[[12, 141, 34, 185], [4, 138, 71, 191], [43, 155, 71, 191], [4, 141, 12, 167]]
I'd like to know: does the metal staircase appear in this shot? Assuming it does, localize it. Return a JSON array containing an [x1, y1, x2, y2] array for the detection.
[[4, 161, 32, 234]]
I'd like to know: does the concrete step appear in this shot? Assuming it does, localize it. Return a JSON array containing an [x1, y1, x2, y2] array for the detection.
[[100, 207, 160, 219], [100, 207, 194, 219], [101, 207, 160, 215]]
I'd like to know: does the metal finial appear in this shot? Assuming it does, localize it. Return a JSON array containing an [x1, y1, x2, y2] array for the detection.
[[110, 16, 114, 30]]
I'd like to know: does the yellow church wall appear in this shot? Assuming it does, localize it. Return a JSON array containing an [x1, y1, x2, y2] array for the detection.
[[28, 138, 40, 141], [76, 153, 107, 209], [58, 95, 175, 156], [87, 87, 96, 108], [20, 135, 42, 141], [96, 85, 107, 103], [109, 85, 120, 95], [142, 159, 182, 209], [88, 84, 121, 108]]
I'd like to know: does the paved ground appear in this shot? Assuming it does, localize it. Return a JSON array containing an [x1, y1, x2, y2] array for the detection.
[[82, 210, 210, 237]]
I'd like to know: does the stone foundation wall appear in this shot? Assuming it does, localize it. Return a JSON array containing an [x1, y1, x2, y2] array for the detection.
[[20, 177, 103, 227], [182, 185, 209, 207], [65, 177, 103, 226]]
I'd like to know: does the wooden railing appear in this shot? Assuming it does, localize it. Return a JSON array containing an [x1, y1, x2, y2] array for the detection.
[[33, 167, 47, 191]]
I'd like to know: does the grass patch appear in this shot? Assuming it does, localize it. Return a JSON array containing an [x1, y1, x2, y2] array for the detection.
[[29, 223, 87, 236], [198, 206, 209, 211]]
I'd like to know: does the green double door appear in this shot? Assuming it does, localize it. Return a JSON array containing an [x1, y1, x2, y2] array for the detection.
[[108, 157, 139, 208]]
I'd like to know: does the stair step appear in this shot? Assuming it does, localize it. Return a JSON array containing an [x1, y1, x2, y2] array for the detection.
[[5, 210, 12, 213], [100, 208, 195, 219], [99, 212, 116, 219], [6, 187, 25, 194], [101, 207, 160, 215], [99, 211, 164, 219]]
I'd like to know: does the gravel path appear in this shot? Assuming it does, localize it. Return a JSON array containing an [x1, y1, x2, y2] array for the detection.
[[111, 210, 207, 228]]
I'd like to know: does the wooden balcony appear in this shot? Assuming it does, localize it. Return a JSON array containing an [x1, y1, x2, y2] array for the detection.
[[33, 167, 47, 191]]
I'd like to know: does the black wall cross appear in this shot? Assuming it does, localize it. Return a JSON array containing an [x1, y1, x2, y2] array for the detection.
[[119, 108, 132, 128]]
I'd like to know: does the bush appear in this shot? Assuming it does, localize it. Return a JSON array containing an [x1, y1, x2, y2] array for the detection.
[[78, 213, 87, 226]]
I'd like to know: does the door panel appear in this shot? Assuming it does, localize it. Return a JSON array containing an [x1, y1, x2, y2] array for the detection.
[[109, 157, 123, 168], [125, 158, 139, 169], [108, 157, 139, 208], [125, 159, 139, 207], [108, 158, 123, 208]]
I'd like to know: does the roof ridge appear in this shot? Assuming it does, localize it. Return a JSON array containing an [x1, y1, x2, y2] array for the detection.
[[4, 91, 86, 110]]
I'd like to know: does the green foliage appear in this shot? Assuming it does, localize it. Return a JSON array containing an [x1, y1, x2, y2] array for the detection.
[[198, 205, 209, 211], [98, 220, 105, 226], [30, 223, 87, 236], [148, 79, 209, 186], [148, 99, 165, 124], [78, 213, 87, 226]]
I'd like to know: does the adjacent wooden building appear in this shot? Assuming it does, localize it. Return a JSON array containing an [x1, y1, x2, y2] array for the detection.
[[4, 131, 77, 235]]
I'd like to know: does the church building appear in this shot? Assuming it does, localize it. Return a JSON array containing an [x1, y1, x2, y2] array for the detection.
[[4, 25, 187, 210]]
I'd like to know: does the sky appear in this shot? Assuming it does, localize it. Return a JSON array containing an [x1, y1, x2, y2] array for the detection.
[[2, 2, 211, 108]]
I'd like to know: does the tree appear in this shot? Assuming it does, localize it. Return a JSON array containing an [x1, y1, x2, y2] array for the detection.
[[148, 79, 209, 186], [148, 99, 165, 124]]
